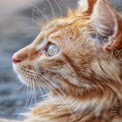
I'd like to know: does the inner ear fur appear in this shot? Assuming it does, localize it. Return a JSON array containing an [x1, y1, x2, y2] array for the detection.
[[91, 0, 122, 51]]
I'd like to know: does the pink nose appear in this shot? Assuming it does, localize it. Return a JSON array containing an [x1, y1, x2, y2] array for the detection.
[[12, 57, 21, 63], [12, 55, 22, 64]]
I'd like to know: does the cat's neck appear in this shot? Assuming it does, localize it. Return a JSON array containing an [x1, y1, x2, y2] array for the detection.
[[50, 65, 122, 114]]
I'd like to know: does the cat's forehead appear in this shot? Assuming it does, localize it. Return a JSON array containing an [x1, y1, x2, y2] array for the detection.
[[41, 16, 90, 38], [48, 18, 74, 27], [38, 18, 76, 42], [42, 17, 77, 34], [33, 15, 91, 49]]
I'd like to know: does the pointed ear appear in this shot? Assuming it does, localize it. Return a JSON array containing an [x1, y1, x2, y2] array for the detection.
[[78, 0, 97, 13], [91, 0, 122, 51]]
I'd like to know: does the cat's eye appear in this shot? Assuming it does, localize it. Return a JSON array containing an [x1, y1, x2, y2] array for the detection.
[[47, 44, 59, 56]]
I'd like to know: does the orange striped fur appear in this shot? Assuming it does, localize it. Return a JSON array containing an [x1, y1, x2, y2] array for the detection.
[[12, 0, 122, 121]]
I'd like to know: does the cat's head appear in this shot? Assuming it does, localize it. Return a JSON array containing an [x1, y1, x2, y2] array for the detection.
[[12, 0, 122, 97]]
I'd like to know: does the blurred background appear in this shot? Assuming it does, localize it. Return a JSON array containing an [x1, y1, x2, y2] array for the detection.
[[0, 0, 122, 121]]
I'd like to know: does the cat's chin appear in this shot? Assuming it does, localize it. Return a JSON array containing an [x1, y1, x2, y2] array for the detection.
[[13, 63, 31, 86], [18, 75, 31, 86]]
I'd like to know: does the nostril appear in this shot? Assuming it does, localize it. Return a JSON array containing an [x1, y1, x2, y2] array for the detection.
[[12, 57, 22, 63]]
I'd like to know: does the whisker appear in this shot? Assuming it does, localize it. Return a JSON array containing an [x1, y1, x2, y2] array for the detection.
[[20, 16, 41, 28], [32, 6, 49, 22], [27, 78, 35, 108], [34, 77, 47, 101], [35, 76, 57, 119], [13, 83, 26, 92], [30, 78, 35, 108], [39, 74, 77, 120], [45, 81, 77, 120], [46, 0, 55, 17], [23, 79, 32, 111], [54, 0, 63, 16], [33, 77, 38, 106], [22, 26, 40, 33], [41, 74, 66, 96]]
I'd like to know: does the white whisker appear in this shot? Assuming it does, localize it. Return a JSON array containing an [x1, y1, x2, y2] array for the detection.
[[35, 76, 57, 119], [36, 74, 76, 120], [23, 78, 33, 110], [33, 77, 38, 106]]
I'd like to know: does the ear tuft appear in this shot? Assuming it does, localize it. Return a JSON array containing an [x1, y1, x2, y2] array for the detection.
[[78, 0, 97, 13], [78, 0, 89, 12]]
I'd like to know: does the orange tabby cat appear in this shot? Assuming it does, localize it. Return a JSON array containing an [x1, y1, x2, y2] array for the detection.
[[12, 0, 122, 121]]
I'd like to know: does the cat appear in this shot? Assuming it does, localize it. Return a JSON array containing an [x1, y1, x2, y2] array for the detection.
[[12, 0, 122, 121]]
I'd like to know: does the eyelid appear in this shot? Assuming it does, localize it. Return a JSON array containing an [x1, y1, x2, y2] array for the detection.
[[46, 41, 59, 49], [48, 40, 59, 47]]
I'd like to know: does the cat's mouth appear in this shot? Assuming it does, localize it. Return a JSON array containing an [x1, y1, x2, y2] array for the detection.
[[13, 63, 48, 88]]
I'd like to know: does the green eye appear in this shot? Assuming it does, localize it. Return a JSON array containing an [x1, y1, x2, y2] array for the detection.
[[47, 44, 59, 56]]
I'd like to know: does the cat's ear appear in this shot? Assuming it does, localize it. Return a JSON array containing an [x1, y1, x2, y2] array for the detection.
[[91, 0, 122, 51], [78, 0, 97, 13]]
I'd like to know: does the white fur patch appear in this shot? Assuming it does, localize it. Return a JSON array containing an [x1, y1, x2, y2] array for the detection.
[[78, 0, 89, 12]]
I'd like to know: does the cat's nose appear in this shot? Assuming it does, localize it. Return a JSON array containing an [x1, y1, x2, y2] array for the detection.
[[12, 54, 22, 64], [12, 57, 22, 63], [12, 45, 30, 64], [12, 50, 26, 64], [12, 45, 37, 64]]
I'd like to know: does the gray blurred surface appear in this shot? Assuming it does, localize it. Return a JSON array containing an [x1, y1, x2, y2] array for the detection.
[[0, 0, 78, 120], [0, 0, 122, 120]]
